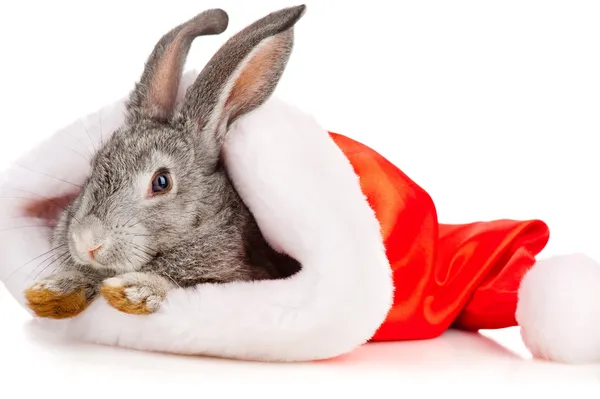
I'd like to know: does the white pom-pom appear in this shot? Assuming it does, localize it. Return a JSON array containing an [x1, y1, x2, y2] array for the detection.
[[516, 253, 600, 363]]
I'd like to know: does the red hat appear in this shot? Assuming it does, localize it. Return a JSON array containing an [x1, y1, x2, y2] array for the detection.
[[332, 132, 600, 363]]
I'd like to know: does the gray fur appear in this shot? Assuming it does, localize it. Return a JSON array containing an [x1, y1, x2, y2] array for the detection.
[[29, 5, 306, 312]]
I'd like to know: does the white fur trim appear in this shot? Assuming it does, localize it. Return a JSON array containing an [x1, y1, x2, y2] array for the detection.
[[0, 70, 394, 362], [516, 253, 600, 364]]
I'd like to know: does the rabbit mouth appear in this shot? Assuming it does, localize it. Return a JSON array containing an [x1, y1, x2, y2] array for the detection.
[[72, 249, 146, 274], [68, 233, 151, 274]]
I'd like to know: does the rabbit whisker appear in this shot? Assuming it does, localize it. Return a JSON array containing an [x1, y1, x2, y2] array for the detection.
[[121, 212, 141, 229], [99, 111, 104, 146], [66, 147, 91, 163], [161, 271, 182, 289], [33, 253, 72, 282], [60, 131, 94, 160], [79, 119, 97, 154], [127, 213, 156, 228], [128, 241, 156, 258], [121, 249, 135, 270], [14, 163, 83, 188], [3, 244, 66, 281], [30, 251, 70, 282]]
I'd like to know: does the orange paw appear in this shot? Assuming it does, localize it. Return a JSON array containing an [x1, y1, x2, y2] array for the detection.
[[100, 273, 169, 315], [24, 285, 88, 319], [100, 284, 153, 315]]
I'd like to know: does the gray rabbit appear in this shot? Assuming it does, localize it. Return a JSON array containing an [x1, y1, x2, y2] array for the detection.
[[24, 5, 305, 318]]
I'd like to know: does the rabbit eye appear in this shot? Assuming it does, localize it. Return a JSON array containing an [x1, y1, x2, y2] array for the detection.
[[150, 171, 172, 195]]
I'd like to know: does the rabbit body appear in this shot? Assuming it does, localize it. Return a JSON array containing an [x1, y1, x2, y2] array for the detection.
[[24, 6, 306, 318]]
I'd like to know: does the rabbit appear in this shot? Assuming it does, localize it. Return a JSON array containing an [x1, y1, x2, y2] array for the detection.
[[24, 5, 306, 319]]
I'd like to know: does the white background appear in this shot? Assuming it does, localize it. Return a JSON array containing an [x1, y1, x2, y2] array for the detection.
[[1, 0, 599, 396]]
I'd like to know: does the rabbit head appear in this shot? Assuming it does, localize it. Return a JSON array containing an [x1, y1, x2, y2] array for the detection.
[[53, 6, 306, 274]]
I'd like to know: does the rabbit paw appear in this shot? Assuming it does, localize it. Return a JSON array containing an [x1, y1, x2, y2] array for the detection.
[[24, 273, 90, 319], [100, 272, 173, 315]]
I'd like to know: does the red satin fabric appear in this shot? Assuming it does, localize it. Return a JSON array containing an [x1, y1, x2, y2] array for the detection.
[[329, 132, 549, 341]]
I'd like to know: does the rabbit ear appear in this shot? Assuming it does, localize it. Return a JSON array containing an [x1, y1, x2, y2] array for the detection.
[[126, 9, 229, 123], [180, 5, 306, 160]]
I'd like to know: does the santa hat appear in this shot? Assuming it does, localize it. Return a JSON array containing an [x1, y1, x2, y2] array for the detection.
[[0, 78, 598, 363]]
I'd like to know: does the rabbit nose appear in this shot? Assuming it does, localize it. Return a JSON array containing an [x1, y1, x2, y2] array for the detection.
[[71, 216, 107, 264], [73, 230, 104, 262], [88, 244, 102, 261]]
